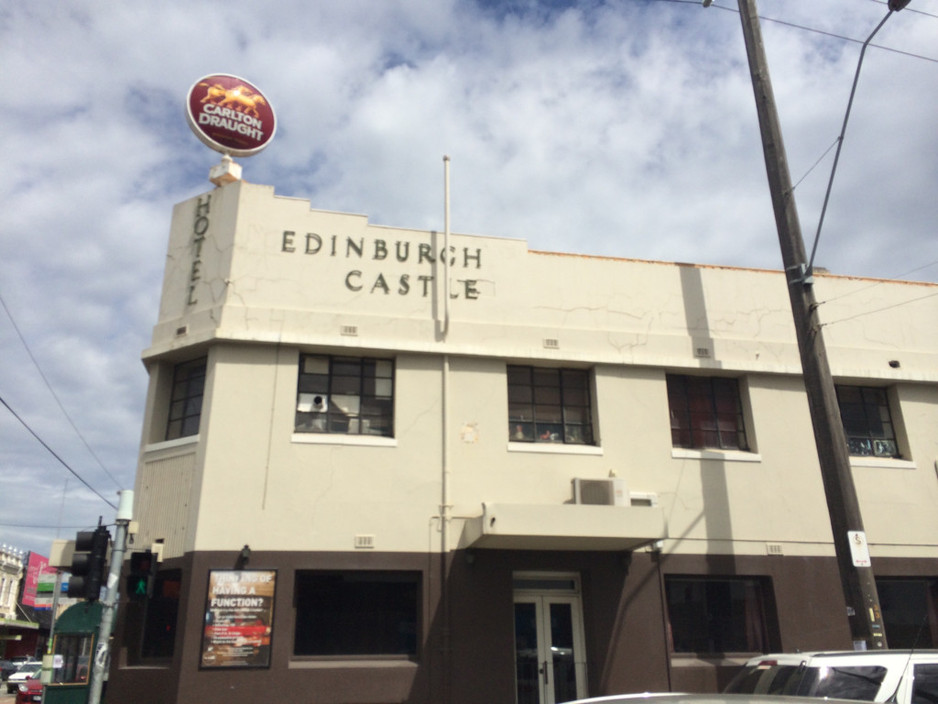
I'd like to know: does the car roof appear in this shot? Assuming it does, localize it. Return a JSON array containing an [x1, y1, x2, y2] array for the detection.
[[570, 694, 862, 704], [744, 650, 938, 664]]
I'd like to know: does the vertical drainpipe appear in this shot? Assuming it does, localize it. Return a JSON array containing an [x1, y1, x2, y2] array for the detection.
[[440, 155, 452, 704]]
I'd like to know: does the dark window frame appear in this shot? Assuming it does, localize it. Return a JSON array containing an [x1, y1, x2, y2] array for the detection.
[[295, 354, 394, 437], [140, 569, 182, 659], [665, 575, 774, 655], [667, 374, 749, 451], [507, 365, 594, 445], [293, 570, 420, 658], [835, 385, 901, 459], [876, 577, 938, 648], [165, 357, 207, 441], [52, 633, 94, 684]]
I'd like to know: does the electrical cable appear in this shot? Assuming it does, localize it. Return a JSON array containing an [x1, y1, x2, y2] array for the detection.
[[0, 521, 94, 530], [817, 258, 938, 306], [0, 392, 118, 510], [676, 0, 938, 65], [819, 289, 938, 328], [0, 290, 123, 490]]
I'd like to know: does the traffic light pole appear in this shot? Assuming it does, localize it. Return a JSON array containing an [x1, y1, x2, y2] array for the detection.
[[88, 490, 134, 704], [737, 0, 887, 650]]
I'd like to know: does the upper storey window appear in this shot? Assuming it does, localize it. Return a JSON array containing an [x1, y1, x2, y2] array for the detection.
[[165, 357, 207, 441], [295, 355, 394, 437], [667, 374, 749, 451], [507, 365, 594, 445], [836, 385, 900, 458]]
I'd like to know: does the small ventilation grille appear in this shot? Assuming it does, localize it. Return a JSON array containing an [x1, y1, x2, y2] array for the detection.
[[354, 534, 375, 549], [341, 325, 359, 337], [629, 492, 659, 508], [694, 346, 711, 358], [543, 338, 559, 349], [766, 543, 784, 556]]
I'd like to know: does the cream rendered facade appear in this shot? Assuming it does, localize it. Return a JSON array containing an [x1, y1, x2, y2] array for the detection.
[[111, 180, 938, 704]]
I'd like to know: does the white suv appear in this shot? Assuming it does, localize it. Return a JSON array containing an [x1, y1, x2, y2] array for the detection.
[[724, 651, 938, 704]]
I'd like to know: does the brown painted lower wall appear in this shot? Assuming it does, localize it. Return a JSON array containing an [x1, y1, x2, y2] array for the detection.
[[107, 550, 936, 704]]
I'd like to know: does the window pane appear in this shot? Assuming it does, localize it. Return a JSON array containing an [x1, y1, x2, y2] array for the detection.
[[142, 570, 181, 658], [666, 577, 769, 654], [508, 403, 534, 422], [303, 356, 329, 374], [836, 385, 899, 458], [298, 374, 329, 393], [666, 375, 747, 451], [562, 387, 588, 406], [511, 422, 535, 441], [534, 386, 561, 405], [508, 366, 594, 445], [332, 374, 361, 395], [535, 404, 562, 423], [165, 358, 206, 441], [294, 571, 419, 656], [565, 424, 590, 445], [508, 385, 533, 404], [507, 366, 532, 385], [535, 424, 563, 442], [374, 378, 392, 397], [877, 579, 936, 648], [296, 355, 394, 436], [533, 368, 560, 387], [913, 664, 938, 704]]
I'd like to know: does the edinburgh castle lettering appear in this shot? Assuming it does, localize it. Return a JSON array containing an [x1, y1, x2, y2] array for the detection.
[[281, 231, 484, 299]]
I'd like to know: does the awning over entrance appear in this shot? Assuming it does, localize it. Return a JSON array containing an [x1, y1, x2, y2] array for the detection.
[[461, 502, 667, 551]]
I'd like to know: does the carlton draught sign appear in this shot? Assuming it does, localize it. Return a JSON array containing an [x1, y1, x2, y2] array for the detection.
[[186, 74, 276, 157]]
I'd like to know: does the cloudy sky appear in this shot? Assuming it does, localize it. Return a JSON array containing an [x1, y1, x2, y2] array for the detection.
[[1, 0, 936, 560]]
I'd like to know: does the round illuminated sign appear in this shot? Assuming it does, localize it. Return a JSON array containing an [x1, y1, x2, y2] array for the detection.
[[185, 74, 276, 157]]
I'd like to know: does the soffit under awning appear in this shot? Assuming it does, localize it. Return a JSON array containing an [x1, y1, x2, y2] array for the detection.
[[461, 502, 667, 552]]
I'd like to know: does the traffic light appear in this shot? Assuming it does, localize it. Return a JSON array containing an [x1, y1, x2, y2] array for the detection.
[[126, 550, 156, 601], [69, 526, 110, 600]]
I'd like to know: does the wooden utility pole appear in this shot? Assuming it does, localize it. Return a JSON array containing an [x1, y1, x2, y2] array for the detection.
[[736, 0, 887, 650]]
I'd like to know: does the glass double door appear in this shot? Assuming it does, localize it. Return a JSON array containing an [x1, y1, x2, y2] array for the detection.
[[514, 582, 587, 704]]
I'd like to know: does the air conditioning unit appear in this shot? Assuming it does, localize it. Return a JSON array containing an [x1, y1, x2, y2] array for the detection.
[[573, 478, 629, 507]]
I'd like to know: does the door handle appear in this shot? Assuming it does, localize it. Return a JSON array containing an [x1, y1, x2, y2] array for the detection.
[[542, 660, 549, 685]]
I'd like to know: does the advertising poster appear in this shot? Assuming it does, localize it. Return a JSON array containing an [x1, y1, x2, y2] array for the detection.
[[200, 569, 276, 669], [21, 553, 50, 608]]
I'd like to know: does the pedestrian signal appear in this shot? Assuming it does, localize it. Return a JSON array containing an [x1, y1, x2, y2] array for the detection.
[[126, 550, 156, 600]]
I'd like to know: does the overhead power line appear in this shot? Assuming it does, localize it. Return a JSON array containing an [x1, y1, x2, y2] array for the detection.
[[660, 0, 938, 65], [0, 392, 118, 510], [0, 289, 122, 490]]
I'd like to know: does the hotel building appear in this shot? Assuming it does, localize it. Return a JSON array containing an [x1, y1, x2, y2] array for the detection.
[[109, 179, 938, 704]]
